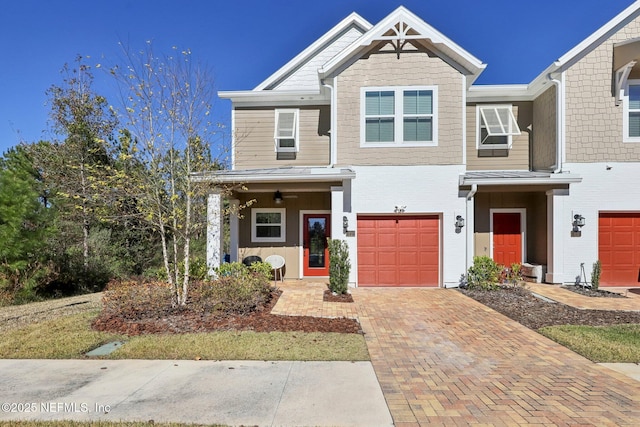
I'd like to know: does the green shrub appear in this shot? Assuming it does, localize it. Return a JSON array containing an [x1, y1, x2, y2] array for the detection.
[[195, 261, 273, 314], [591, 260, 601, 290], [500, 263, 523, 288], [328, 239, 350, 294], [102, 279, 173, 318], [466, 256, 502, 290]]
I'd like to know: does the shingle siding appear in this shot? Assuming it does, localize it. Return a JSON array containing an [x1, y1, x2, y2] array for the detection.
[[565, 15, 640, 162], [336, 48, 464, 166]]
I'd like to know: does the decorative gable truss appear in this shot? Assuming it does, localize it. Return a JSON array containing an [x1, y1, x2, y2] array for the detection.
[[319, 6, 486, 86]]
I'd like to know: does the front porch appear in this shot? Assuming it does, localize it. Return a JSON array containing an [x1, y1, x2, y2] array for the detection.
[[193, 167, 355, 280], [461, 170, 582, 284]]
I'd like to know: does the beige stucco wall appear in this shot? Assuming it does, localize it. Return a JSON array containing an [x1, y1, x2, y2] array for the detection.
[[233, 106, 330, 169], [473, 191, 547, 265], [532, 86, 557, 170], [236, 192, 331, 279], [565, 15, 640, 162], [335, 47, 464, 166], [466, 102, 532, 170]]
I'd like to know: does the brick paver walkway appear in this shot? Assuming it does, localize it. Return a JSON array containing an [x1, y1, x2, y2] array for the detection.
[[527, 283, 640, 311], [273, 282, 640, 426]]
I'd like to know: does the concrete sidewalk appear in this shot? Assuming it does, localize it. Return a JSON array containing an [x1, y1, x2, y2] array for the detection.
[[0, 359, 393, 427]]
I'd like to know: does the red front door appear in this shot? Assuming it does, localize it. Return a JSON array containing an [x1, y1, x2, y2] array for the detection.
[[303, 214, 330, 276], [493, 212, 522, 266]]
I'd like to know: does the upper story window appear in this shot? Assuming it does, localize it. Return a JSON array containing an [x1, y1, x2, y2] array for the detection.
[[623, 80, 640, 142], [361, 86, 438, 146], [251, 208, 286, 243], [476, 105, 520, 150], [274, 109, 299, 153]]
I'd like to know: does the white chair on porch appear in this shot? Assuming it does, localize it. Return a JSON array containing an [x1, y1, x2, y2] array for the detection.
[[264, 254, 286, 284]]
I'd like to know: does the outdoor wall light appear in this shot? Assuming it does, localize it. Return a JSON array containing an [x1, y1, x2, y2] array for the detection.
[[455, 215, 465, 229], [274, 190, 283, 205], [343, 216, 349, 233], [572, 214, 585, 232]]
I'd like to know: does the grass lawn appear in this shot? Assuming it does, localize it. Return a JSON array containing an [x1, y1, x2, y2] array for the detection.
[[538, 324, 640, 363], [0, 311, 369, 361]]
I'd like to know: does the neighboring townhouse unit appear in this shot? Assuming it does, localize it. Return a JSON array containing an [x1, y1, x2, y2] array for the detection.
[[194, 2, 640, 288]]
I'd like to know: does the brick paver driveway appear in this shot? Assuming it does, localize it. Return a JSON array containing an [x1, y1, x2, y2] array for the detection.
[[354, 288, 640, 426]]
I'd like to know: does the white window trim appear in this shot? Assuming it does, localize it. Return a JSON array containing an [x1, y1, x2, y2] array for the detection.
[[251, 208, 286, 243], [360, 86, 438, 147], [274, 109, 299, 152], [476, 104, 520, 150], [623, 79, 640, 143]]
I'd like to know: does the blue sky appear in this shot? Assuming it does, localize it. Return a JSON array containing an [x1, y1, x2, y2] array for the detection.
[[0, 0, 635, 155]]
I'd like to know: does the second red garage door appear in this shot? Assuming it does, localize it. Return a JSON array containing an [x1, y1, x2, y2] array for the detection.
[[357, 215, 440, 287], [599, 212, 640, 286]]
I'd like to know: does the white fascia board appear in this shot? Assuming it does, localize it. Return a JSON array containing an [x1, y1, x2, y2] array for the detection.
[[253, 13, 372, 91], [467, 85, 532, 102], [459, 174, 582, 186], [192, 169, 356, 184], [217, 90, 330, 107], [555, 2, 640, 69], [524, 2, 640, 97], [319, 6, 485, 81]]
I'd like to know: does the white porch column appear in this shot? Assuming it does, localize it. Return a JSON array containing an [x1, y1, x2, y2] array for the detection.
[[206, 192, 223, 276], [465, 192, 475, 272], [331, 185, 357, 286], [229, 198, 239, 262], [546, 189, 569, 284], [330, 186, 344, 240]]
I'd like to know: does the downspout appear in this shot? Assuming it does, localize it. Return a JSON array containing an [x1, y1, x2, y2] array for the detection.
[[465, 184, 477, 273], [547, 72, 564, 173], [321, 78, 337, 167]]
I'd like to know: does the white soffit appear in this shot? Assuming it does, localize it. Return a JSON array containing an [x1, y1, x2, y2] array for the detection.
[[467, 85, 531, 102]]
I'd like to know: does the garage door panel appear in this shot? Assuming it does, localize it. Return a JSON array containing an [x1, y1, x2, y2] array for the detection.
[[358, 215, 439, 287], [599, 212, 640, 286]]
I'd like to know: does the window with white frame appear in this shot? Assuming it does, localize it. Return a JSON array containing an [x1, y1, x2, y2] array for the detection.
[[252, 208, 286, 243], [274, 109, 299, 152], [624, 80, 640, 142], [476, 105, 520, 149], [362, 87, 437, 146]]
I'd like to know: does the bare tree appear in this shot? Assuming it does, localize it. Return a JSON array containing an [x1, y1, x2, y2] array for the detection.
[[110, 42, 219, 305]]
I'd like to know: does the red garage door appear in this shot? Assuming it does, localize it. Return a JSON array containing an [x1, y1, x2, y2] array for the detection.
[[357, 215, 439, 287], [599, 212, 640, 286]]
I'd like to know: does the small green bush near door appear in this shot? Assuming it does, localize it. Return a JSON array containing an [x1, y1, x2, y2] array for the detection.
[[465, 256, 502, 290], [328, 239, 350, 294]]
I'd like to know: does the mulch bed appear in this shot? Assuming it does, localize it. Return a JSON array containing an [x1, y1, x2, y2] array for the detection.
[[561, 285, 626, 298], [92, 289, 362, 336], [459, 286, 640, 330], [323, 290, 354, 303]]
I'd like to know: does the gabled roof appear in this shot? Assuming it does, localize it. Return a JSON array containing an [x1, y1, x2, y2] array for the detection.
[[220, 6, 488, 103], [253, 12, 372, 92], [524, 1, 640, 100], [319, 6, 486, 86]]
